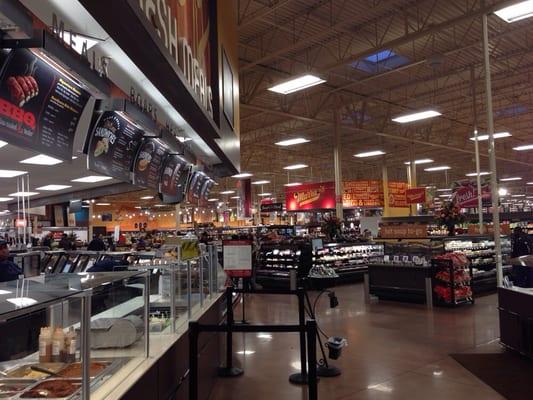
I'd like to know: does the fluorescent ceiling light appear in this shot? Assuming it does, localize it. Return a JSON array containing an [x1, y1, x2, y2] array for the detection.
[[95, 202, 110, 206], [20, 154, 63, 165], [72, 156, 78, 160], [140, 196, 154, 200], [466, 172, 490, 177], [275, 138, 310, 146], [283, 164, 308, 170], [220, 190, 236, 195], [512, 194, 526, 197], [177, 136, 192, 143], [9, 191, 39, 197], [527, 182, 533, 185], [154, 204, 165, 207], [392, 110, 441, 123], [258, 193, 272, 197], [207, 198, 219, 202], [231, 196, 240, 199], [36, 185, 72, 191], [0, 140, 7, 149], [284, 182, 302, 187], [469, 131, 511, 141], [404, 159, 433, 165], [495, 1, 533, 23], [436, 188, 451, 192], [424, 166, 450, 171], [439, 194, 452, 198], [354, 150, 385, 158], [513, 144, 533, 151], [268, 74, 326, 95], [0, 169, 27, 178], [0, 197, 13, 202], [499, 188, 508, 196], [232, 173, 253, 178], [500, 177, 522, 181], [71, 176, 112, 183], [252, 180, 270, 185]]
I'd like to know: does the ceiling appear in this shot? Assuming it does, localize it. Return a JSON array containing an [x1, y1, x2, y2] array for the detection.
[[232, 0, 533, 203]]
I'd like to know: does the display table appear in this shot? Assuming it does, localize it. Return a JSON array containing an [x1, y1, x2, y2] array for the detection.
[[498, 287, 533, 357]]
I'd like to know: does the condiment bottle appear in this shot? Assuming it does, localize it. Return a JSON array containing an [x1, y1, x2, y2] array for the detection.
[[51, 328, 64, 363], [64, 328, 77, 363], [38, 327, 52, 363]]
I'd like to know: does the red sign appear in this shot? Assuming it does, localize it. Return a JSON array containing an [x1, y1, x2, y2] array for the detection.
[[285, 182, 335, 211], [388, 181, 409, 208], [15, 219, 26, 228], [343, 180, 383, 207], [452, 180, 491, 208], [406, 188, 426, 204]]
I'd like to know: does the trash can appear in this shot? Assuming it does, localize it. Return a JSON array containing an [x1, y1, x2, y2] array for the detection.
[[326, 336, 347, 360]]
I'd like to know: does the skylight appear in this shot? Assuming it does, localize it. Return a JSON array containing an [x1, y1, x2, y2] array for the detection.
[[364, 50, 397, 63], [352, 49, 409, 74]]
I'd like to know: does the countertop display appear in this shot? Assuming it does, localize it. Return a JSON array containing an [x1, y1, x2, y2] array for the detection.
[[312, 242, 384, 276]]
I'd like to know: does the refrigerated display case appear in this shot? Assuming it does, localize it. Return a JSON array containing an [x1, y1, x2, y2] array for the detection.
[[256, 242, 313, 287]]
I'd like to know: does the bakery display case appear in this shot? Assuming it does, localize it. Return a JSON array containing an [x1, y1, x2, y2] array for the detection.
[[256, 242, 313, 287], [0, 271, 150, 399]]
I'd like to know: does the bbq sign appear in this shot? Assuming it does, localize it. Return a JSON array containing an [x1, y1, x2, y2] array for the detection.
[[0, 49, 90, 160]]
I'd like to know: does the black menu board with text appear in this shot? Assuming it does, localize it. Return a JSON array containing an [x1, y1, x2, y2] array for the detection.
[[187, 171, 207, 203], [87, 111, 144, 182], [0, 49, 90, 160], [133, 138, 168, 190], [200, 178, 214, 201], [160, 154, 191, 204]]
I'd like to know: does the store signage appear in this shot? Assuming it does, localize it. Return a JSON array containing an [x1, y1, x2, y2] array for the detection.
[[452, 180, 491, 208], [0, 49, 90, 160], [380, 224, 427, 238], [87, 111, 144, 182], [186, 171, 207, 203], [285, 182, 335, 211], [261, 203, 283, 213], [133, 138, 169, 190], [388, 181, 409, 208], [223, 240, 252, 277], [15, 219, 26, 228], [160, 154, 190, 203], [136, 0, 213, 117], [406, 188, 426, 204], [343, 180, 383, 208]]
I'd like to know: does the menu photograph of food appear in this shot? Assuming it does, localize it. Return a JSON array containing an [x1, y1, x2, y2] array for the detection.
[[0, 49, 90, 160], [87, 111, 144, 182], [160, 154, 190, 203], [133, 138, 168, 190]]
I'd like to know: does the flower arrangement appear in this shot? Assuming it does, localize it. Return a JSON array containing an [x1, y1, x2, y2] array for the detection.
[[436, 202, 465, 236]]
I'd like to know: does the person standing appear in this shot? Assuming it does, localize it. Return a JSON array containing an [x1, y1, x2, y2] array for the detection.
[[0, 240, 22, 282], [511, 227, 532, 258], [58, 234, 72, 250], [87, 235, 106, 251]]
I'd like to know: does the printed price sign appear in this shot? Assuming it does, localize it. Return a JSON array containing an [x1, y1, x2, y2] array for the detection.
[[223, 240, 252, 277]]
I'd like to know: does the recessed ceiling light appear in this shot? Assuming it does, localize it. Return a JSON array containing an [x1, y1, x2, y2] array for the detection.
[[513, 144, 533, 151], [500, 177, 522, 181], [20, 154, 63, 165], [232, 173, 253, 178], [220, 190, 236, 195], [466, 172, 490, 176], [275, 138, 310, 146], [0, 170, 27, 178], [252, 180, 270, 185], [95, 202, 111, 206], [0, 141, 7, 149], [0, 197, 13, 202], [207, 198, 219, 202], [495, 1, 533, 23], [268, 74, 325, 95], [283, 164, 308, 170], [354, 150, 385, 158], [404, 159, 434, 165], [9, 191, 39, 197], [424, 166, 451, 171], [392, 110, 441, 123], [469, 131, 511, 141], [71, 176, 112, 183], [258, 193, 272, 197], [284, 182, 302, 187], [36, 185, 72, 191], [140, 196, 154, 200]]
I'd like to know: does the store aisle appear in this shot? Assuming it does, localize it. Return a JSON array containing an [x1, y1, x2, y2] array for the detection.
[[209, 283, 504, 400]]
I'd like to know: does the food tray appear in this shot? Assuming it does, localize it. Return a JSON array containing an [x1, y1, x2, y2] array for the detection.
[[17, 379, 81, 399], [0, 380, 36, 398], [5, 364, 65, 380]]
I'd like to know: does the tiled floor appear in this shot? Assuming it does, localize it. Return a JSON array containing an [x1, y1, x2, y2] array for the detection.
[[208, 283, 505, 399]]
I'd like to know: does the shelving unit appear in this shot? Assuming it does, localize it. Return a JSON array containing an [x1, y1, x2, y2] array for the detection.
[[432, 258, 474, 307], [256, 242, 313, 287], [312, 242, 384, 280]]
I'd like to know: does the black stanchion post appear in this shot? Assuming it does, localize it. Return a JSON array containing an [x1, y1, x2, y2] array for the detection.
[[189, 321, 199, 400], [307, 320, 318, 400], [289, 288, 308, 385], [218, 287, 244, 377]]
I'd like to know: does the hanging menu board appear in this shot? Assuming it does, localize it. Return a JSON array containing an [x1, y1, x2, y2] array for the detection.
[[0, 49, 90, 160], [186, 171, 206, 203], [160, 154, 190, 203], [388, 181, 409, 208], [87, 111, 144, 182], [200, 178, 214, 200], [343, 180, 383, 208], [133, 138, 168, 190]]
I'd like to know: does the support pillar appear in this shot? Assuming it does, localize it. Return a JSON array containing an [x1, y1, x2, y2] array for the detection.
[[333, 110, 343, 220], [382, 164, 390, 217], [409, 146, 417, 216], [175, 204, 181, 231], [471, 66, 484, 234], [482, 13, 503, 286]]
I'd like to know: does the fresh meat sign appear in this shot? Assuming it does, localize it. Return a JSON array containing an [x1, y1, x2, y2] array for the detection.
[[452, 180, 491, 208]]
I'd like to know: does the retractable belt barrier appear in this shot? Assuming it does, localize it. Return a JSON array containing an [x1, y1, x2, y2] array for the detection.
[[188, 286, 319, 400]]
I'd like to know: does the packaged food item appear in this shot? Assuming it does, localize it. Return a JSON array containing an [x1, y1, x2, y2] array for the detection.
[[38, 327, 52, 363], [51, 328, 64, 363]]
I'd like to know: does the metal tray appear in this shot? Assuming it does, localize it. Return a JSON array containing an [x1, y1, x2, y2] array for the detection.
[[0, 380, 36, 398]]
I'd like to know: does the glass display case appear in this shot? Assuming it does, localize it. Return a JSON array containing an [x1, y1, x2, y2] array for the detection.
[[313, 242, 384, 278], [256, 242, 313, 287]]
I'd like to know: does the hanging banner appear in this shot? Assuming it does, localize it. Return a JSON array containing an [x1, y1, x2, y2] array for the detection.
[[406, 188, 426, 204], [87, 111, 144, 182], [0, 49, 90, 160], [285, 182, 335, 211], [452, 179, 491, 208], [53, 205, 64, 227], [237, 178, 252, 218], [160, 155, 190, 203], [261, 203, 283, 213], [133, 138, 168, 190], [343, 180, 383, 207], [388, 181, 409, 208]]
